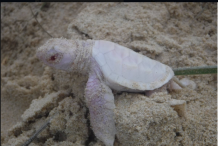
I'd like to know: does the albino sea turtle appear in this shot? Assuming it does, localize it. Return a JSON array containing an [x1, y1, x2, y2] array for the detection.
[[36, 38, 187, 146]]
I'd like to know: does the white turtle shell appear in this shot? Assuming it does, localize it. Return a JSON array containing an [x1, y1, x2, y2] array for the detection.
[[92, 40, 174, 91]]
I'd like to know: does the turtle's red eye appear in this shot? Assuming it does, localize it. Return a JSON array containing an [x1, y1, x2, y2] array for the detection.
[[50, 55, 56, 61], [47, 53, 63, 64], [49, 54, 59, 61]]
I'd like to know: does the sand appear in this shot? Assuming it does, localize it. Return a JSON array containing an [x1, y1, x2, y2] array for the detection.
[[1, 2, 217, 146]]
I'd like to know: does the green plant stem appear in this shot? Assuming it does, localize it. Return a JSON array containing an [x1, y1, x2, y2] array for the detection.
[[22, 119, 51, 146], [173, 66, 217, 76]]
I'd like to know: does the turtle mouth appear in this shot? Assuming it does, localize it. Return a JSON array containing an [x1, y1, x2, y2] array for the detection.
[[36, 49, 45, 61]]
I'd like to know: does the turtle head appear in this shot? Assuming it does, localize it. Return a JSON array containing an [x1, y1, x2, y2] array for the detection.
[[36, 38, 78, 71]]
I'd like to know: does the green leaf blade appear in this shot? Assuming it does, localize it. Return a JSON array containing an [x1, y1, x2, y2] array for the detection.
[[173, 66, 217, 76]]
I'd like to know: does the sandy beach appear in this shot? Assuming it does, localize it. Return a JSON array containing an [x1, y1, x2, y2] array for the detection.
[[1, 3, 217, 146]]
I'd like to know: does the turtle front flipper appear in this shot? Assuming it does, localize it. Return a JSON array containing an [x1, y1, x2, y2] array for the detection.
[[85, 71, 116, 146]]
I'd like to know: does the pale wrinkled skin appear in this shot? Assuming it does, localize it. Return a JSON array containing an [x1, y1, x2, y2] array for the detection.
[[36, 38, 176, 146], [85, 61, 116, 146]]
